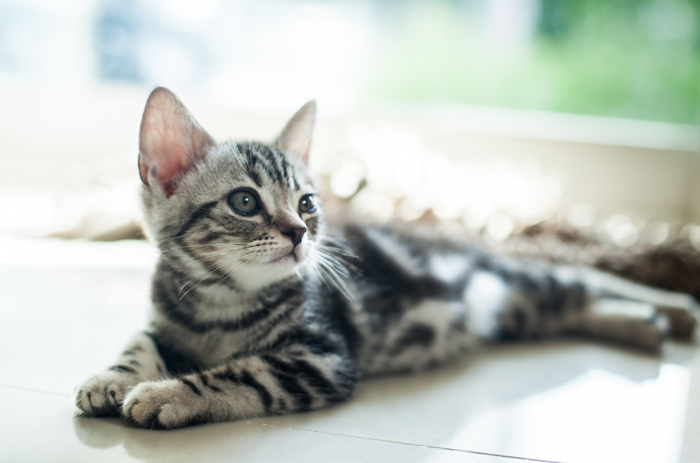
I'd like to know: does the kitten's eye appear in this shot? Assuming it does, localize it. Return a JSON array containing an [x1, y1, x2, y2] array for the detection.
[[227, 190, 259, 215], [299, 194, 317, 213]]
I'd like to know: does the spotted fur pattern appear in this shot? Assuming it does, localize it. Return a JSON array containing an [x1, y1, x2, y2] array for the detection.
[[75, 88, 699, 429]]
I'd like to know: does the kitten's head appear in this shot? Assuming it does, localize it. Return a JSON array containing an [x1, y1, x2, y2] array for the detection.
[[138, 87, 323, 292]]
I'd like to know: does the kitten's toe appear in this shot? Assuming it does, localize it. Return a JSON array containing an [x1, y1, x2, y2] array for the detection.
[[123, 380, 199, 430], [74, 372, 134, 417], [75, 387, 114, 417]]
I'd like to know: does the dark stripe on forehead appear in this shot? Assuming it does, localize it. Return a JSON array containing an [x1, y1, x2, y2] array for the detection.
[[258, 145, 286, 186], [246, 164, 263, 187], [244, 146, 277, 185], [277, 153, 292, 186], [239, 141, 303, 190]]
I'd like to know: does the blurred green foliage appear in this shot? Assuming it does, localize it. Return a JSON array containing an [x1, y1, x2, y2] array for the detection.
[[368, 0, 700, 124]]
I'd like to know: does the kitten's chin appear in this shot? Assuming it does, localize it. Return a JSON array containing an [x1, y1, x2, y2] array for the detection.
[[268, 253, 296, 265], [233, 264, 301, 292], [226, 252, 309, 292]]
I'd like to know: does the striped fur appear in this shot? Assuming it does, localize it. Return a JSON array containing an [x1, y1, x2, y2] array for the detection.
[[75, 88, 698, 429]]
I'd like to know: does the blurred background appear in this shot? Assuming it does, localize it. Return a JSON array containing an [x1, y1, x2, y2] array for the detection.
[[1, 0, 700, 254]]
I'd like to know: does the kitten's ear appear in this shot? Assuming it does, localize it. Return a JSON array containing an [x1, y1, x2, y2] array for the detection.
[[275, 100, 316, 164], [138, 87, 215, 197]]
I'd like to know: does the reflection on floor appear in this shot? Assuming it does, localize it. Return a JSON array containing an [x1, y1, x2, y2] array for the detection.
[[1, 237, 699, 463]]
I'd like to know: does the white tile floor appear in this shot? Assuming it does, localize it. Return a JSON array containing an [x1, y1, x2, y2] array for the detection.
[[1, 236, 699, 463]]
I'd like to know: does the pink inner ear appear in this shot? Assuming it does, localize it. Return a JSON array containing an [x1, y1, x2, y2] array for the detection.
[[138, 88, 213, 197]]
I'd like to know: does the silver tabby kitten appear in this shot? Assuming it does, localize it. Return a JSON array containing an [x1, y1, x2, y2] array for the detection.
[[75, 87, 698, 429]]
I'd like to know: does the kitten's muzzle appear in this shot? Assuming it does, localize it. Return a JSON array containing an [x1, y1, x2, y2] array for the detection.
[[282, 226, 306, 248]]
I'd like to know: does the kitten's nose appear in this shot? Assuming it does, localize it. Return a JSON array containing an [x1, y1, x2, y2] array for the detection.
[[282, 227, 306, 247]]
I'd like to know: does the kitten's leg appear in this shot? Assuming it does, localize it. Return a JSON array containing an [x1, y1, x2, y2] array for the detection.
[[466, 267, 676, 352], [577, 268, 698, 339], [572, 298, 670, 352], [122, 349, 355, 429], [75, 332, 166, 417]]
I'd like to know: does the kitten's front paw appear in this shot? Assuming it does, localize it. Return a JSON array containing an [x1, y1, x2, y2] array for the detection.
[[123, 379, 205, 430], [75, 371, 137, 417]]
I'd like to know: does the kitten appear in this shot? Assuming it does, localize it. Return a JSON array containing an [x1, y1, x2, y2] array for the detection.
[[75, 87, 698, 429]]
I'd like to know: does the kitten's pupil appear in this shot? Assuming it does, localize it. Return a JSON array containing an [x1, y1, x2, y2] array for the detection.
[[228, 190, 259, 215], [299, 194, 316, 213]]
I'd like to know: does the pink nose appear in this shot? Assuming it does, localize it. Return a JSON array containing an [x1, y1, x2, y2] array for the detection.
[[282, 227, 306, 247]]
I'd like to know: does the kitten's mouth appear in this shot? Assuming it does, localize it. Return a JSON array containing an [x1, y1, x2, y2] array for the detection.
[[269, 252, 297, 264], [267, 246, 300, 264]]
